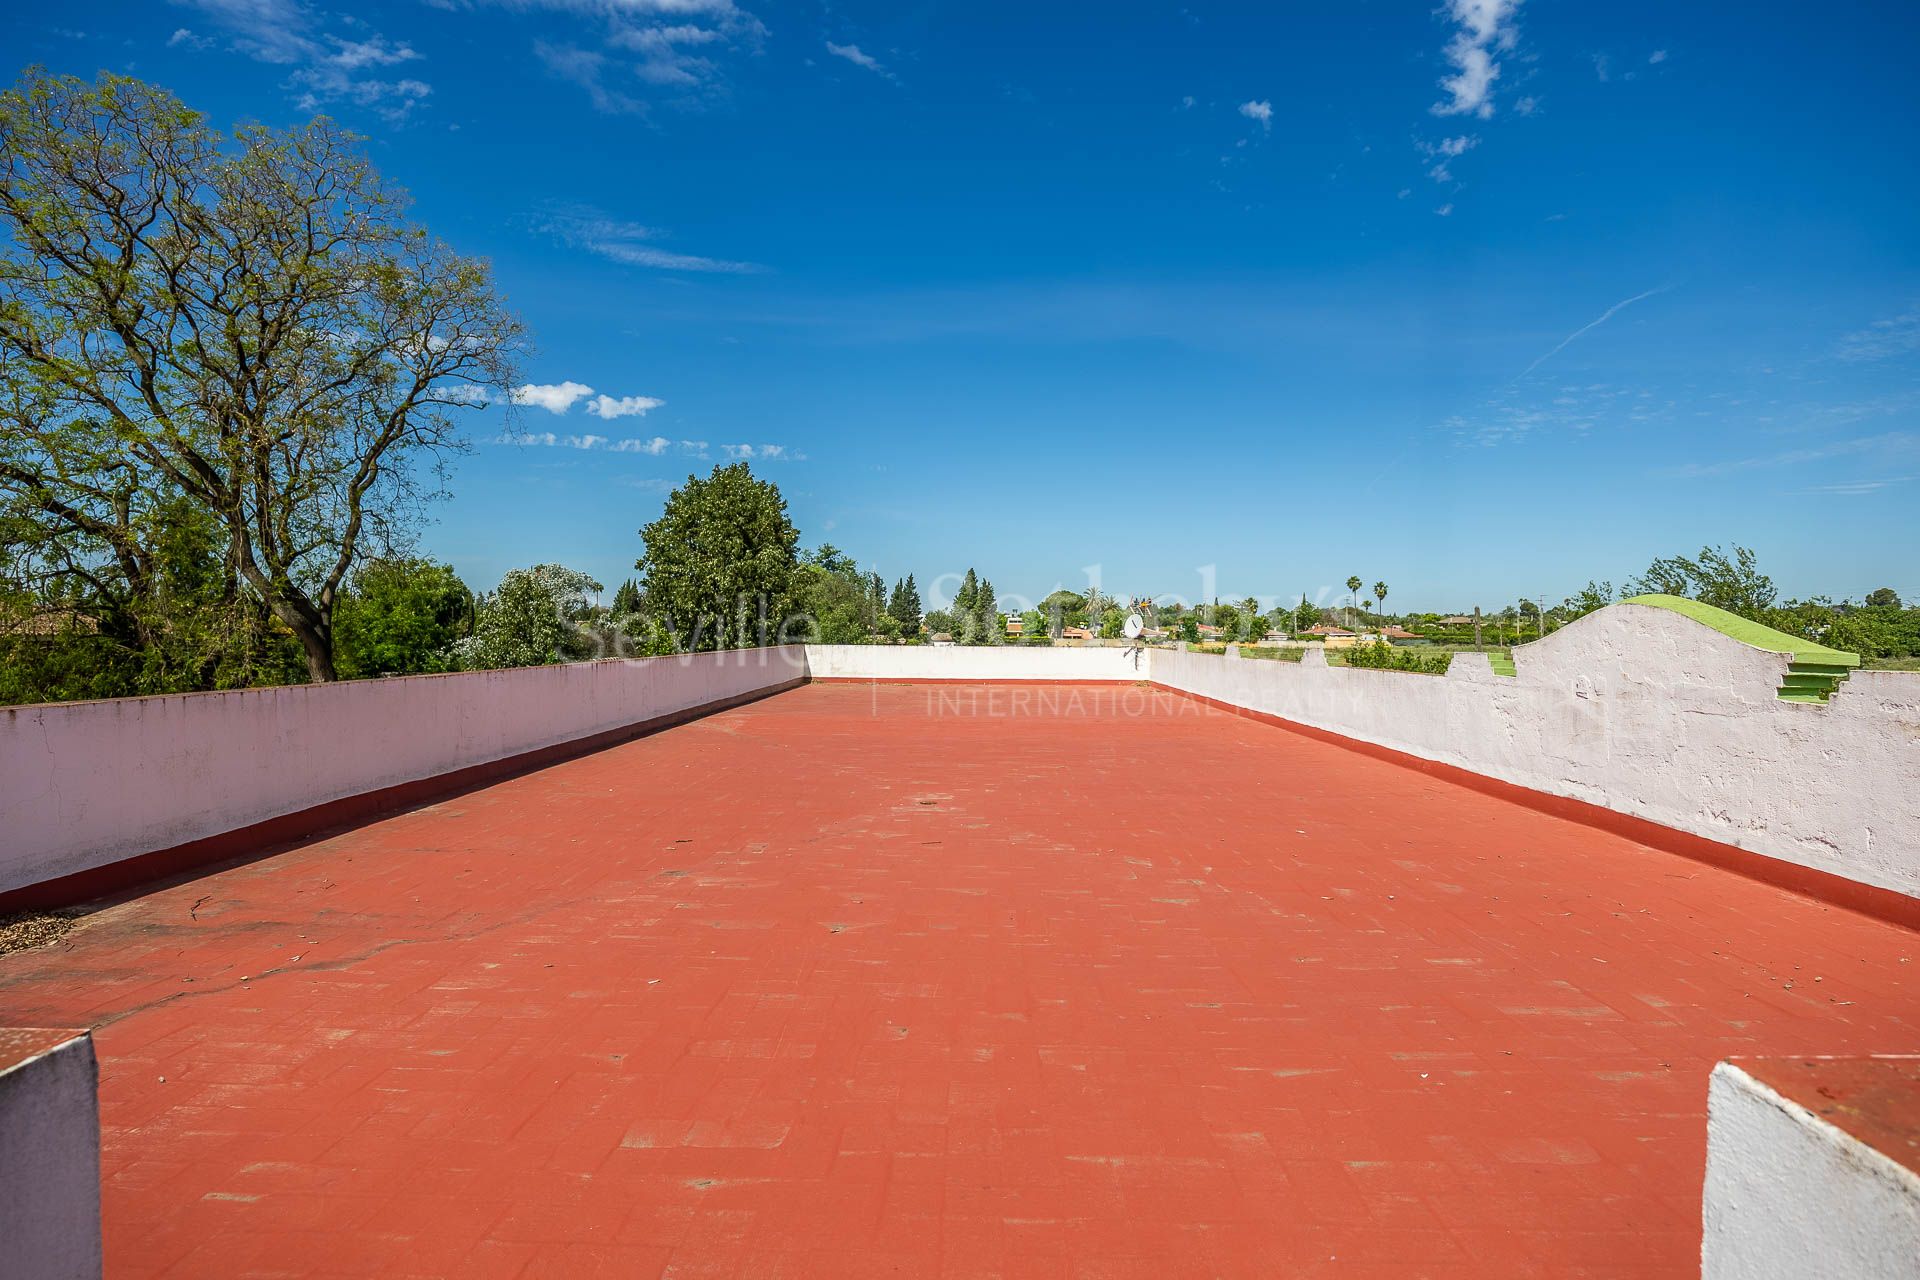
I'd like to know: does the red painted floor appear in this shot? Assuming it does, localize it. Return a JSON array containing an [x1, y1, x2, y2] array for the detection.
[[2, 682, 1915, 1278]]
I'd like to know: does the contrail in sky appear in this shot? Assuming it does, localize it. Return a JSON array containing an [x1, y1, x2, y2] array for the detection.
[[1517, 285, 1671, 381]]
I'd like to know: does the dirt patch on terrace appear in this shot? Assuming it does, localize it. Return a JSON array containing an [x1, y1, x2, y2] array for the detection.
[[0, 907, 87, 957]]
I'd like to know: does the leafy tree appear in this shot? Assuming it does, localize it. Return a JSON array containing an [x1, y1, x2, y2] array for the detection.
[[1294, 595, 1318, 633], [923, 608, 955, 637], [1346, 575, 1363, 624], [955, 569, 979, 618], [865, 572, 886, 633], [888, 573, 922, 635], [793, 561, 868, 644], [1373, 581, 1388, 620], [1179, 615, 1200, 643], [1626, 545, 1776, 618], [0, 71, 520, 681], [1865, 587, 1902, 609], [455, 564, 600, 670], [973, 578, 998, 644], [611, 578, 643, 616], [636, 462, 799, 651], [0, 482, 309, 701], [1558, 580, 1615, 622], [333, 558, 472, 678], [805, 544, 857, 578]]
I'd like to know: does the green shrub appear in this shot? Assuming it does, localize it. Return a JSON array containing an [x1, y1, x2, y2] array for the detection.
[[1342, 639, 1452, 675]]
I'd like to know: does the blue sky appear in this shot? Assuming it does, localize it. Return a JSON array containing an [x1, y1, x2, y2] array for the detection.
[[13, 1, 1920, 613]]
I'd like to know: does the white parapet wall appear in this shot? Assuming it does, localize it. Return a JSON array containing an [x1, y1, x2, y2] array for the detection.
[[1704, 1058, 1920, 1279], [1148, 604, 1920, 900], [0, 647, 807, 899], [806, 643, 1151, 682], [0, 1028, 102, 1280]]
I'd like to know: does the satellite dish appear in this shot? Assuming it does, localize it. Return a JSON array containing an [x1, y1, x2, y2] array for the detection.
[[1123, 613, 1144, 639]]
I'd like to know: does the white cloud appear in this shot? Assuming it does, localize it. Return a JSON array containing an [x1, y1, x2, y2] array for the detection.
[[586, 394, 665, 419], [511, 381, 595, 414], [1432, 0, 1522, 119], [505, 432, 691, 456], [825, 42, 893, 79], [537, 205, 763, 274], [1436, 203, 1454, 217], [1836, 308, 1920, 363], [721, 443, 796, 460], [610, 436, 672, 454], [1649, 49, 1669, 64], [1238, 100, 1273, 130], [473, 0, 766, 109], [1422, 134, 1479, 182], [171, 1, 430, 121]]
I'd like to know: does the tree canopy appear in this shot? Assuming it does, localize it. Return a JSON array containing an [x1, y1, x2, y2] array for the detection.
[[0, 70, 520, 682], [636, 462, 799, 651]]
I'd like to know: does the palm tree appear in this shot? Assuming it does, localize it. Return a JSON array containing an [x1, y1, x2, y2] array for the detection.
[[1373, 581, 1388, 628], [1345, 575, 1362, 628]]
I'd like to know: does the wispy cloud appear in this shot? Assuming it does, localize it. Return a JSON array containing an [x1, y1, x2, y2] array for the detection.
[[537, 205, 764, 275], [720, 443, 801, 461], [1421, 134, 1478, 183], [473, 0, 766, 110], [1661, 432, 1918, 479], [1516, 286, 1669, 380], [1796, 476, 1912, 497], [1432, 0, 1522, 119], [505, 433, 705, 457], [1836, 307, 1920, 363], [1238, 100, 1273, 131], [170, 0, 430, 121], [826, 42, 894, 80], [586, 394, 665, 420]]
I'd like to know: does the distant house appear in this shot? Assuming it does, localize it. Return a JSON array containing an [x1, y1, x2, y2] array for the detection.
[[1142, 627, 1171, 642], [1438, 615, 1475, 627], [1261, 629, 1290, 644], [1195, 624, 1225, 641], [929, 632, 955, 647], [1004, 615, 1025, 636], [1380, 625, 1423, 643], [1303, 623, 1361, 650], [1060, 625, 1096, 641]]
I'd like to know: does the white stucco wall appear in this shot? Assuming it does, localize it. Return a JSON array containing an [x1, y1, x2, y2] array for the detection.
[[1703, 1061, 1920, 1279], [0, 647, 807, 897], [1148, 605, 1920, 898], [0, 1030, 102, 1280], [805, 643, 1152, 682]]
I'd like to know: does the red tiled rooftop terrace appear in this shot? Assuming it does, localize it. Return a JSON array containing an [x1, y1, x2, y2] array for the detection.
[[2, 682, 1915, 1278]]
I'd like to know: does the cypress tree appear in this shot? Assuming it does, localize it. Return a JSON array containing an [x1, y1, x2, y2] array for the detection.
[[899, 574, 923, 635], [974, 579, 998, 645]]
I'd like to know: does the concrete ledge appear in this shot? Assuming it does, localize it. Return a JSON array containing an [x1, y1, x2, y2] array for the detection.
[[0, 1028, 102, 1280], [0, 649, 808, 909], [1159, 687, 1920, 931], [1705, 1057, 1920, 1279], [0, 674, 805, 914]]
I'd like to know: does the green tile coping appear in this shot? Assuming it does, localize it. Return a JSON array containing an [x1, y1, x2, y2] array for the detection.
[[1621, 595, 1859, 667]]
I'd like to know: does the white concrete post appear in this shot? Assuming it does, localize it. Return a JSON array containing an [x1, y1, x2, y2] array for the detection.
[[0, 1029, 103, 1280]]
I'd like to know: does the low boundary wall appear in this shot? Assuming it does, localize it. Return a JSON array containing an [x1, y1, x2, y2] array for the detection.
[[0, 647, 806, 906], [1704, 1057, 1920, 1279], [1149, 604, 1920, 906], [805, 643, 1148, 681], [2, 602, 1914, 914]]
